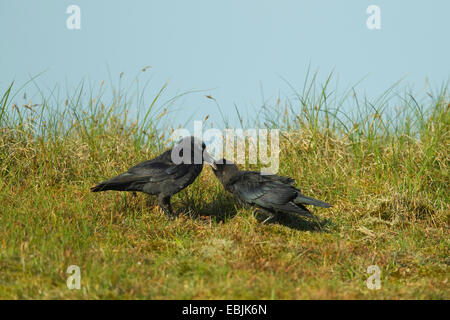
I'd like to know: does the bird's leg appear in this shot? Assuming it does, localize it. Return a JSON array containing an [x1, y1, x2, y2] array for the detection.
[[261, 213, 275, 224], [256, 209, 276, 225], [158, 194, 177, 220], [250, 207, 258, 219]]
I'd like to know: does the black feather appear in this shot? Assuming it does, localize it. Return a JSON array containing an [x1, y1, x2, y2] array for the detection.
[[212, 159, 331, 222], [91, 136, 213, 218]]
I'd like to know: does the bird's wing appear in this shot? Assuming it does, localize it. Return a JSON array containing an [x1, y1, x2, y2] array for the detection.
[[254, 172, 331, 208], [225, 171, 317, 218], [239, 171, 295, 185], [90, 172, 154, 192], [264, 174, 295, 185], [230, 172, 297, 205], [128, 160, 196, 182], [294, 193, 332, 208], [126, 148, 199, 181], [91, 156, 199, 192]]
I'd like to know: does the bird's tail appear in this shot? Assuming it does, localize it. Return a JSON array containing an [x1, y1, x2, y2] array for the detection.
[[90, 174, 127, 192], [90, 173, 147, 192], [292, 209, 318, 219], [281, 202, 319, 220], [294, 194, 332, 208], [90, 182, 110, 192]]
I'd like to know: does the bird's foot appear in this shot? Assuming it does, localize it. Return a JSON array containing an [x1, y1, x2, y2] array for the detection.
[[261, 215, 275, 224], [162, 208, 178, 220], [255, 210, 276, 225]]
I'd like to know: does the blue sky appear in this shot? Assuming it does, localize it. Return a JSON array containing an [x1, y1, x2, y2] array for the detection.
[[1, 0, 449, 128]]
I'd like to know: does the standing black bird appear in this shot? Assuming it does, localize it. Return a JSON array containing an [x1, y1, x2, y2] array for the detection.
[[91, 136, 216, 218], [211, 159, 331, 223]]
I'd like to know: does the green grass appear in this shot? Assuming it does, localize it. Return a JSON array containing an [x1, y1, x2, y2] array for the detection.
[[0, 73, 448, 299]]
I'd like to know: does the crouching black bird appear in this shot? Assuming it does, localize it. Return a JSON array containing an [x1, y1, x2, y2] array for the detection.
[[211, 159, 331, 223], [91, 136, 216, 218]]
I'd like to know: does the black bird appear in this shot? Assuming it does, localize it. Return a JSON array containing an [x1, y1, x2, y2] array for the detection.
[[91, 136, 216, 218], [211, 159, 331, 223]]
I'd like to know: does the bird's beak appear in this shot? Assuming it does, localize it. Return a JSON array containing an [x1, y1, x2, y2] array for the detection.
[[203, 151, 217, 170]]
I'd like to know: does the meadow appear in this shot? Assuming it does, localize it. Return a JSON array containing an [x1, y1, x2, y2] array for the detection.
[[0, 72, 448, 299]]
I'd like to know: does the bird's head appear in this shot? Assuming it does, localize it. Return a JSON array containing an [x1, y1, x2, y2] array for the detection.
[[172, 136, 217, 169], [211, 158, 239, 183]]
